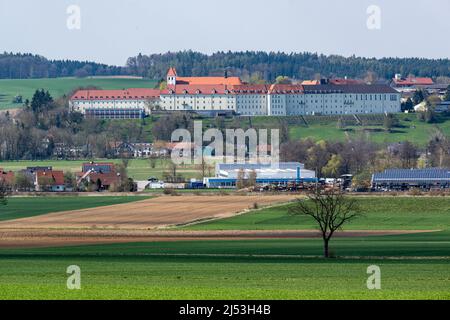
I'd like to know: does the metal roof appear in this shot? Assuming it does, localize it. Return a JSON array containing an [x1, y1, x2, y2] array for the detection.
[[372, 168, 450, 183], [217, 162, 304, 171], [215, 162, 315, 180]]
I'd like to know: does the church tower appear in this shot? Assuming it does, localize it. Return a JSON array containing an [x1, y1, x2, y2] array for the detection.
[[167, 67, 177, 86]]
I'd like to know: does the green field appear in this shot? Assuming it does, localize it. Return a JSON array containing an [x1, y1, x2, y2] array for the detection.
[[0, 233, 449, 299], [184, 197, 450, 231], [0, 196, 449, 299], [0, 196, 148, 221], [0, 77, 157, 110], [0, 158, 202, 181]]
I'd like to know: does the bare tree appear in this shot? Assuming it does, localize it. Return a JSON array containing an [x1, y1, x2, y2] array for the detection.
[[248, 169, 257, 187], [236, 169, 246, 190], [289, 189, 361, 258]]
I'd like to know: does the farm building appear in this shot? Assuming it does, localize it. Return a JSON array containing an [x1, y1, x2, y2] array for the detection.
[[34, 170, 65, 192], [372, 168, 450, 190], [204, 162, 316, 188], [77, 162, 120, 191]]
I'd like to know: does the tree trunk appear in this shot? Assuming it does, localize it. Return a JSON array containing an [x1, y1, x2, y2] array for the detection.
[[323, 238, 329, 258]]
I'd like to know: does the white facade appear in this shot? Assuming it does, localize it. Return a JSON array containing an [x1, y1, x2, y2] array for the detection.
[[70, 84, 401, 118], [160, 93, 236, 112], [71, 99, 151, 113], [236, 94, 268, 116]]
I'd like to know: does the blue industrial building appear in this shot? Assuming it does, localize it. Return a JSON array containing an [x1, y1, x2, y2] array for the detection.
[[204, 162, 317, 188]]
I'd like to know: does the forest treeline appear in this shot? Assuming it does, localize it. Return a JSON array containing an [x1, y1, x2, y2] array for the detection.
[[0, 52, 125, 79], [126, 51, 450, 82], [2, 51, 450, 81]]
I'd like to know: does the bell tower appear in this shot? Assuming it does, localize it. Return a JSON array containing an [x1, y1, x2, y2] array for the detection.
[[167, 67, 177, 86]]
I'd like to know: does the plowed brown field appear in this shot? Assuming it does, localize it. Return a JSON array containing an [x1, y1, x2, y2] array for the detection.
[[0, 195, 295, 230], [0, 195, 435, 249]]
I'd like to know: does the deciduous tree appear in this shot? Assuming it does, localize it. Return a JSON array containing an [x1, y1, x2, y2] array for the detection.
[[289, 190, 360, 258]]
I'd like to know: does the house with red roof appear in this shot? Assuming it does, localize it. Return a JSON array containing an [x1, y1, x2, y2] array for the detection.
[[35, 170, 65, 192], [0, 168, 15, 186], [76, 162, 120, 191]]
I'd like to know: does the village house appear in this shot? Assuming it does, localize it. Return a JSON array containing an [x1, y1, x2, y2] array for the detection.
[[0, 168, 15, 187], [76, 162, 120, 191], [34, 170, 65, 192]]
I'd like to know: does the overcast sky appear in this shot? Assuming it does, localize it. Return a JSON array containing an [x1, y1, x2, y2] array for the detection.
[[1, 0, 449, 66]]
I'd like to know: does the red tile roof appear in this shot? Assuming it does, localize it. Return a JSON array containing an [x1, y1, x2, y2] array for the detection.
[[329, 78, 364, 85], [88, 172, 120, 187], [166, 67, 242, 86], [231, 84, 270, 94], [268, 84, 304, 94], [167, 67, 177, 77], [393, 77, 434, 86], [71, 88, 160, 101], [0, 169, 15, 185], [36, 170, 65, 186], [176, 76, 242, 86]]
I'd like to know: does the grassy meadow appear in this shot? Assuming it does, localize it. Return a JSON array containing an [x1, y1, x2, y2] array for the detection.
[[0, 158, 203, 181], [0, 195, 449, 299], [0, 77, 157, 110], [0, 234, 448, 300], [289, 113, 450, 146], [0, 196, 148, 221], [184, 196, 450, 231]]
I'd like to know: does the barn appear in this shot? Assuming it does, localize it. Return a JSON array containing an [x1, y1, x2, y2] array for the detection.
[[372, 168, 450, 190]]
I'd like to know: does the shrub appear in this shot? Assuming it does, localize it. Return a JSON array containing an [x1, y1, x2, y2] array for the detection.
[[163, 188, 179, 196]]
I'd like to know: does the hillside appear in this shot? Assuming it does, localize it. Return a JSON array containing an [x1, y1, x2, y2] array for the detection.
[[0, 77, 158, 110], [198, 113, 450, 147], [0, 52, 125, 79]]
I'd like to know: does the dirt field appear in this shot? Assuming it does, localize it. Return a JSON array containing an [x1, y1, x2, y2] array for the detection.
[[0, 195, 436, 249], [0, 195, 296, 230], [0, 228, 435, 249]]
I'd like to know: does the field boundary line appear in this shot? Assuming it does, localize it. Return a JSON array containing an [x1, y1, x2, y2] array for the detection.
[[1, 252, 449, 261], [172, 199, 300, 229]]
